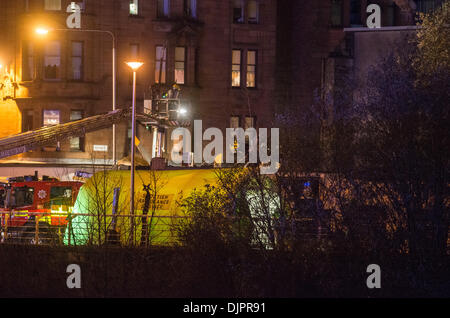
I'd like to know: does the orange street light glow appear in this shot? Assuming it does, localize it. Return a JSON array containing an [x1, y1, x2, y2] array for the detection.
[[126, 62, 144, 71], [35, 28, 50, 35]]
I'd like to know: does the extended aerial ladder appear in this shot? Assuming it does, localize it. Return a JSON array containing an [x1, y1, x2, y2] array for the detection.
[[0, 108, 181, 160]]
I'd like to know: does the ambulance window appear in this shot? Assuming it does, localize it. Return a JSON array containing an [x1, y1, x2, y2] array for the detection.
[[47, 186, 72, 207], [14, 187, 34, 207]]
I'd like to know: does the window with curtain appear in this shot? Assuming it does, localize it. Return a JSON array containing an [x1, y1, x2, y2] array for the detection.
[[232, 49, 241, 87], [175, 47, 186, 84], [157, 0, 170, 18], [44, 0, 61, 10], [155, 46, 167, 84], [230, 116, 240, 128], [184, 0, 197, 18], [247, 0, 259, 24], [44, 41, 61, 80], [244, 116, 255, 129], [246, 50, 256, 88]]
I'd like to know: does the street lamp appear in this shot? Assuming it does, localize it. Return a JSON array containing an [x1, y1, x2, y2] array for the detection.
[[35, 27, 117, 164], [126, 61, 143, 242]]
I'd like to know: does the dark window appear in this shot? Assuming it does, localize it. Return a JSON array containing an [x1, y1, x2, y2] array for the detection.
[[13, 187, 34, 207], [22, 110, 34, 132], [384, 4, 396, 26], [330, 0, 343, 27], [415, 0, 443, 13], [350, 0, 362, 25], [233, 0, 244, 23], [22, 41, 34, 81], [71, 41, 83, 81]]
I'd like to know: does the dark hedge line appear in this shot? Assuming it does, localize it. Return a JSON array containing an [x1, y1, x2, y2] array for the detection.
[[0, 244, 448, 298]]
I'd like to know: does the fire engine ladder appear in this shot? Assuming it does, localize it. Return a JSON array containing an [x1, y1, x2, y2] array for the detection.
[[0, 108, 162, 159]]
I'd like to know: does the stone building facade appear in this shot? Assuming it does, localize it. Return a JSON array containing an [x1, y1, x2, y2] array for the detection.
[[0, 0, 277, 168], [0, 0, 443, 177]]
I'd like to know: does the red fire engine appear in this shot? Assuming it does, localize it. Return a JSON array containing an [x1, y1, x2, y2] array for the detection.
[[0, 175, 83, 244]]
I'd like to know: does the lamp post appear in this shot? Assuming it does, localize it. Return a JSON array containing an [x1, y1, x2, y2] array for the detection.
[[126, 61, 143, 242], [35, 27, 117, 164]]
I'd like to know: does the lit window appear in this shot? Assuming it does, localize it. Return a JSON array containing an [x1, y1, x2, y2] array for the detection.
[[232, 49, 241, 87], [184, 0, 197, 18], [43, 110, 60, 126], [175, 47, 185, 85], [70, 110, 83, 121], [22, 41, 34, 81], [246, 50, 256, 88], [330, 0, 343, 27], [155, 46, 167, 84], [157, 0, 170, 18], [44, 0, 61, 11], [70, 110, 83, 151], [130, 0, 138, 15], [247, 0, 259, 24], [230, 116, 240, 128], [44, 41, 61, 80], [233, 0, 244, 23], [72, 42, 83, 81], [244, 116, 255, 129]]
